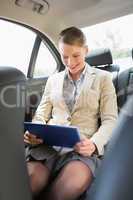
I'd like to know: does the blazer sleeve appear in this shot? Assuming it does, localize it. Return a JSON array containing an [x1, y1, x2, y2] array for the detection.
[[32, 77, 53, 124], [90, 72, 118, 155]]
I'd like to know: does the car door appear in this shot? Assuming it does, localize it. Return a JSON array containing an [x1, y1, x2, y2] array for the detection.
[[0, 18, 65, 121]]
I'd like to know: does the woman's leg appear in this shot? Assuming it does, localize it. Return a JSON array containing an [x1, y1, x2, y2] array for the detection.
[[45, 160, 93, 200], [27, 161, 51, 195]]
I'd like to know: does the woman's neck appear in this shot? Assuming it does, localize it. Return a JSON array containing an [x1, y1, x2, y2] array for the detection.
[[70, 73, 80, 80]]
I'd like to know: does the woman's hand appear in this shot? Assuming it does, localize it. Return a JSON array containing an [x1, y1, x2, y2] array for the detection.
[[24, 131, 43, 145], [74, 138, 96, 157]]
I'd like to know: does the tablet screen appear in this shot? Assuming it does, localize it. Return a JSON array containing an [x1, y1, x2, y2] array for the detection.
[[24, 122, 80, 148]]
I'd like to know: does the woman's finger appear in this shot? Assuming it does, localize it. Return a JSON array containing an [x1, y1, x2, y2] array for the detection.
[[25, 132, 37, 139], [24, 138, 43, 145]]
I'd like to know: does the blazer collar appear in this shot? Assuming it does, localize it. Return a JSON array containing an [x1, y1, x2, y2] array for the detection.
[[60, 63, 96, 90], [58, 63, 96, 114], [83, 63, 96, 89], [70, 64, 96, 114]]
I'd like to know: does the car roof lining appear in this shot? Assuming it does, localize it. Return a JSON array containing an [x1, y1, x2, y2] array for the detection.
[[0, 0, 133, 42]]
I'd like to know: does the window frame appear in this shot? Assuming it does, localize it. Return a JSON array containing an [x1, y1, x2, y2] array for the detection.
[[0, 17, 65, 78]]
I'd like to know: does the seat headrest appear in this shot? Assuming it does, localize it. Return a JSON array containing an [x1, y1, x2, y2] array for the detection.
[[86, 48, 113, 66], [0, 66, 25, 86]]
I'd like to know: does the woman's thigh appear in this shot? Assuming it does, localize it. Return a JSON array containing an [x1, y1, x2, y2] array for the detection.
[[44, 160, 93, 200], [27, 161, 51, 194], [53, 151, 101, 178]]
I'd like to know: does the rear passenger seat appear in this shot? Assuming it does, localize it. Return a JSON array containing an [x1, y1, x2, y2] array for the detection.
[[86, 48, 133, 113], [116, 48, 133, 111], [0, 67, 31, 200], [83, 49, 133, 200], [85, 48, 120, 90]]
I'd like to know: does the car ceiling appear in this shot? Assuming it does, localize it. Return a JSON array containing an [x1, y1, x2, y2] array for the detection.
[[0, 0, 133, 43]]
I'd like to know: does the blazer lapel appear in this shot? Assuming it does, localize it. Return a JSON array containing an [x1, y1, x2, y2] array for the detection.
[[71, 65, 96, 114], [58, 71, 71, 114], [82, 66, 96, 90]]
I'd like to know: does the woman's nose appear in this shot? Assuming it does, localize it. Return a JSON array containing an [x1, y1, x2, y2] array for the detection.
[[67, 58, 75, 67]]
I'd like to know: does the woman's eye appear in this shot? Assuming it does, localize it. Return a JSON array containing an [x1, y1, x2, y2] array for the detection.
[[74, 55, 80, 58]]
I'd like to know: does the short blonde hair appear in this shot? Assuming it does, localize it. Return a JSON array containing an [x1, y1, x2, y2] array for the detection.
[[59, 27, 86, 47]]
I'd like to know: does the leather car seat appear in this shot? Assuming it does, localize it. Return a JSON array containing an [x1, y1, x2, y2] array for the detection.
[[0, 67, 32, 200]]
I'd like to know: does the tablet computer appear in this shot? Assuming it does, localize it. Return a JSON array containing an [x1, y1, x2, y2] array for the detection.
[[24, 122, 80, 148]]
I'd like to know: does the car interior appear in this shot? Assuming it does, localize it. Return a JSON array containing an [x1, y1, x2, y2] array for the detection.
[[85, 48, 120, 90], [0, 67, 32, 200], [85, 96, 133, 200], [0, 0, 133, 199], [86, 48, 133, 113], [0, 49, 133, 200], [117, 57, 133, 111]]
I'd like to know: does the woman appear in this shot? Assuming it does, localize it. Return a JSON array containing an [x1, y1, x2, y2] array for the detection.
[[24, 27, 118, 200]]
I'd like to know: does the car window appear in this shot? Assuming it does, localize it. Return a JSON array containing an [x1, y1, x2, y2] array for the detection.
[[0, 19, 36, 75], [82, 14, 133, 71], [33, 41, 57, 77]]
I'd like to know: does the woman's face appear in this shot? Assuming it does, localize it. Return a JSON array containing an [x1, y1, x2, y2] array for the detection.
[[59, 42, 88, 79]]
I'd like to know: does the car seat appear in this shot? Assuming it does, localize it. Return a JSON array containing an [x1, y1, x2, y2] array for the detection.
[[85, 96, 133, 200], [85, 48, 120, 90], [116, 48, 133, 112], [0, 67, 32, 200]]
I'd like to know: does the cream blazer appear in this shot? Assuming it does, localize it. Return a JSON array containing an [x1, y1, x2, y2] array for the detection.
[[33, 64, 118, 155]]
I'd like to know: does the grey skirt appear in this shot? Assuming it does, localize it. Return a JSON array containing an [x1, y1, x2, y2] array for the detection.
[[25, 144, 102, 178]]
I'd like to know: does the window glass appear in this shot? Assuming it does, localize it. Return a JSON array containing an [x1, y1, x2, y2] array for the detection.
[[34, 41, 57, 77], [82, 14, 133, 71], [0, 19, 36, 75]]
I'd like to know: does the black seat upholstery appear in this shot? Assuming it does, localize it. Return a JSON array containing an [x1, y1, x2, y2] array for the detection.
[[86, 48, 111, 67], [85, 48, 120, 89], [0, 67, 32, 200], [117, 68, 133, 111], [116, 49, 133, 111], [85, 96, 133, 200], [83, 49, 133, 200]]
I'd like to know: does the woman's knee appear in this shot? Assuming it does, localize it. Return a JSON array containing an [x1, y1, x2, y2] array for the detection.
[[27, 161, 50, 194], [55, 160, 93, 191], [47, 161, 92, 200], [65, 161, 92, 186]]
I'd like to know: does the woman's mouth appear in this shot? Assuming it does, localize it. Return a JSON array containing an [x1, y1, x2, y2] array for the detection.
[[70, 64, 79, 70]]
